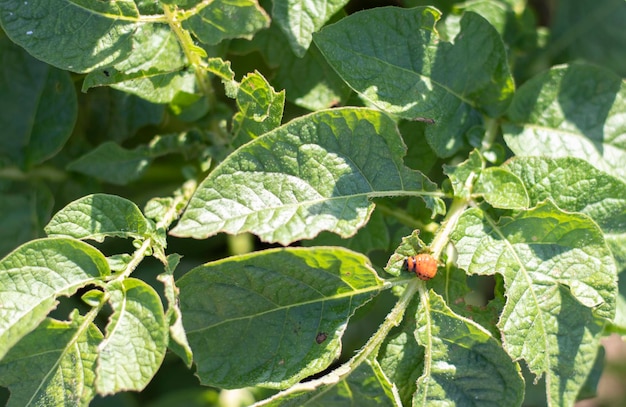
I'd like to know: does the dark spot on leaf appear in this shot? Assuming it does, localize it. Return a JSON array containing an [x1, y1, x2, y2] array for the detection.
[[103, 70, 110, 77], [316, 332, 328, 344], [413, 117, 435, 124]]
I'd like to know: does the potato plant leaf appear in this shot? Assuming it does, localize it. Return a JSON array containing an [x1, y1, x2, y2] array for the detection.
[[230, 23, 352, 111], [504, 156, 626, 273], [314, 7, 514, 157], [172, 107, 443, 244], [157, 254, 193, 368], [0, 0, 144, 72], [0, 312, 102, 406], [232, 71, 285, 144], [82, 65, 198, 104], [0, 0, 269, 103], [503, 156, 626, 232], [0, 185, 53, 258], [0, 35, 77, 169], [273, 0, 350, 57], [206, 56, 235, 81], [451, 201, 618, 406], [79, 89, 165, 144], [413, 291, 524, 406], [0, 238, 110, 360], [177, 247, 384, 389], [378, 295, 424, 406], [181, 0, 270, 45], [96, 278, 168, 394], [549, 0, 626, 77], [503, 64, 626, 180], [443, 150, 484, 199], [474, 167, 529, 210], [45, 194, 153, 242], [67, 142, 152, 185]]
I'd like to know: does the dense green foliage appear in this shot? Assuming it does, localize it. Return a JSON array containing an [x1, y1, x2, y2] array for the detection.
[[1, 0, 625, 406]]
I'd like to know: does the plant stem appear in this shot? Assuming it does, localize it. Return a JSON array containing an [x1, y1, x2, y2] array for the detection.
[[482, 117, 499, 150], [429, 197, 468, 259], [156, 179, 197, 231], [117, 179, 197, 279], [162, 4, 215, 105]]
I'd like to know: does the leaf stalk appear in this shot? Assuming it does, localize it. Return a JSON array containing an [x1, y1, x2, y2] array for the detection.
[[162, 5, 215, 104]]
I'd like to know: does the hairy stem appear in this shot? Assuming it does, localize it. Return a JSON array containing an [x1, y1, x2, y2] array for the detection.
[[162, 4, 215, 104], [117, 179, 197, 279]]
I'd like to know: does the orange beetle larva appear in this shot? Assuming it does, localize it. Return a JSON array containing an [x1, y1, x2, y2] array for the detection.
[[404, 253, 438, 280]]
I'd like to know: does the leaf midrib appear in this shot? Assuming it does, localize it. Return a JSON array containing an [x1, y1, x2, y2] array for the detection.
[[187, 283, 384, 334]]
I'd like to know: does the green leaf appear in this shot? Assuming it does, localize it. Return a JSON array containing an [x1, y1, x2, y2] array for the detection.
[[314, 7, 514, 157], [607, 233, 626, 281], [230, 23, 352, 111], [475, 167, 529, 209], [450, 201, 618, 406], [232, 71, 285, 143], [378, 296, 424, 406], [157, 254, 193, 368], [413, 290, 524, 406], [256, 357, 401, 406], [272, 0, 350, 57], [80, 21, 193, 103], [181, 0, 270, 45], [503, 64, 626, 180], [276, 42, 353, 111], [0, 312, 103, 407], [614, 277, 626, 330], [206, 56, 236, 82], [446, 148, 529, 209], [171, 107, 443, 244], [549, 0, 626, 77], [82, 65, 197, 104], [0, 184, 53, 258], [443, 150, 484, 199], [96, 278, 168, 394], [0, 237, 110, 360], [446, 0, 514, 37], [504, 157, 626, 273], [205, 57, 237, 98], [0, 0, 145, 72], [577, 347, 604, 401], [67, 142, 152, 185], [78, 88, 165, 144], [398, 120, 438, 175], [45, 193, 153, 242], [177, 247, 384, 389], [67, 132, 210, 185], [502, 156, 626, 232], [0, 35, 77, 168]]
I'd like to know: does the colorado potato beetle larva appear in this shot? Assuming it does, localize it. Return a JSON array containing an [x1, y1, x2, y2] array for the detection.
[[404, 253, 438, 280]]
